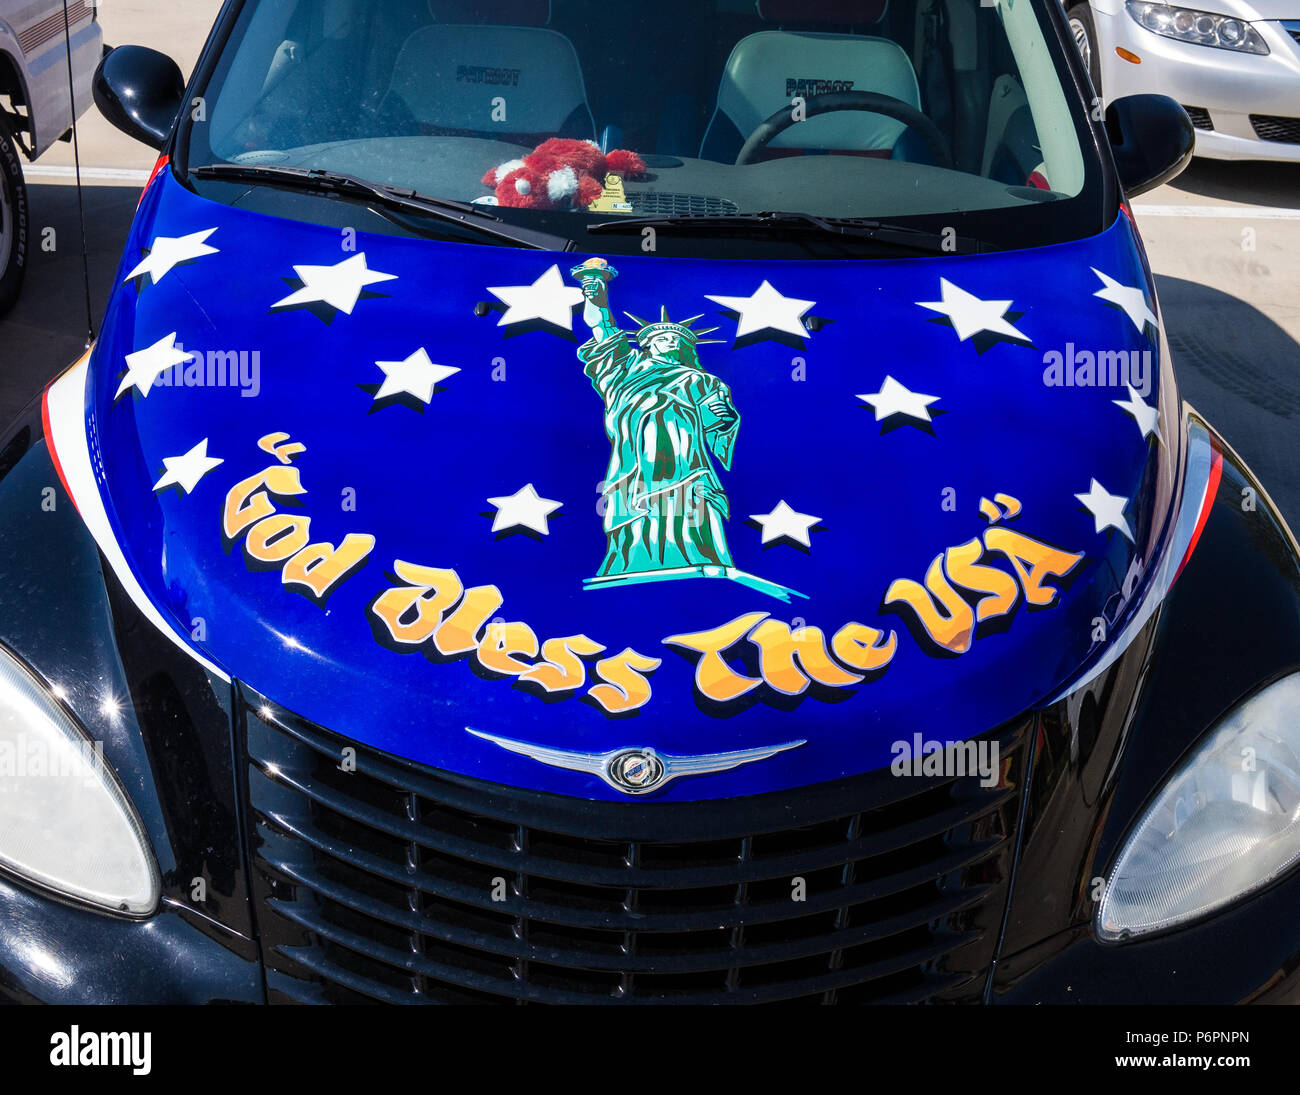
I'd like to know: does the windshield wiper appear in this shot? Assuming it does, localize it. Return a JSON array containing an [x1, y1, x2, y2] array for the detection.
[[588, 210, 987, 254], [191, 164, 575, 251]]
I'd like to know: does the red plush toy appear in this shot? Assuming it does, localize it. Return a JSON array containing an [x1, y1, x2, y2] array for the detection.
[[482, 138, 646, 210]]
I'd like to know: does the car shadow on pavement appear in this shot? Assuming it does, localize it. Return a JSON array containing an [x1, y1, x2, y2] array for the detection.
[[0, 181, 140, 426], [1158, 273, 1300, 533], [1168, 159, 1300, 209]]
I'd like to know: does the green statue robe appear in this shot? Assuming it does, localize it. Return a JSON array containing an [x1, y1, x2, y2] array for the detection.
[[579, 331, 740, 579]]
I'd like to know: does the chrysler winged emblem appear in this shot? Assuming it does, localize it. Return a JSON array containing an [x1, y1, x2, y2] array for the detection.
[[467, 728, 806, 795]]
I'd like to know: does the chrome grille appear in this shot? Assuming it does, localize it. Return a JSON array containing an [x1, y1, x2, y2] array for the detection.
[[243, 690, 1028, 1004]]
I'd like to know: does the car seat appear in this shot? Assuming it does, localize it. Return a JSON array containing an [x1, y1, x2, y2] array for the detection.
[[382, 0, 596, 143], [700, 0, 929, 164]]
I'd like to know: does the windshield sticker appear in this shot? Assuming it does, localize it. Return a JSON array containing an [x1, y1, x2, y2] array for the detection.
[[587, 174, 634, 214]]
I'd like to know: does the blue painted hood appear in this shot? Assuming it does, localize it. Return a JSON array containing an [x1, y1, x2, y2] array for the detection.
[[81, 170, 1177, 800]]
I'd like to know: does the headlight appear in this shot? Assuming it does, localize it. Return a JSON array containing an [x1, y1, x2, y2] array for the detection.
[[0, 646, 158, 916], [1126, 1, 1269, 53], [1098, 673, 1300, 941]]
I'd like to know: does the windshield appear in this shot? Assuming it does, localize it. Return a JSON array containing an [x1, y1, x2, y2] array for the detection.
[[181, 0, 1109, 256]]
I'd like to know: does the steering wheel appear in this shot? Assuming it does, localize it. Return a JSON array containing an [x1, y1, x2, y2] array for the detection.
[[736, 91, 953, 170]]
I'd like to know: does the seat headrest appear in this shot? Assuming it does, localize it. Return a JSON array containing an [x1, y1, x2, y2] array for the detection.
[[389, 25, 591, 138], [757, 0, 888, 25], [428, 0, 551, 24], [713, 32, 919, 152]]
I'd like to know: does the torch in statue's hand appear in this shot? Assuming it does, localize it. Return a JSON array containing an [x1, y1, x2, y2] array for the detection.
[[571, 257, 621, 337], [571, 257, 619, 310]]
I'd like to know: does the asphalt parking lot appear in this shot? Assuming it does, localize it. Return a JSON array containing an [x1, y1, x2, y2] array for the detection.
[[2, 1, 1299, 529]]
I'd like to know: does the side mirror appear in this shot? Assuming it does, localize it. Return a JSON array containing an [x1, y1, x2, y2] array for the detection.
[[1105, 94, 1195, 199], [93, 45, 185, 150]]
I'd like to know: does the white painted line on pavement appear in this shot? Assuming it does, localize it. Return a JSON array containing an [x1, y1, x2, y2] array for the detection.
[[1134, 204, 1300, 220], [23, 165, 152, 183]]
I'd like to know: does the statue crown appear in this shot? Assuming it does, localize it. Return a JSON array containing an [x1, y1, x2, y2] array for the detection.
[[625, 306, 724, 347]]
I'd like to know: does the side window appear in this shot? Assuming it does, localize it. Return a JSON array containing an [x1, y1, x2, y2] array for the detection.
[[209, 0, 311, 155]]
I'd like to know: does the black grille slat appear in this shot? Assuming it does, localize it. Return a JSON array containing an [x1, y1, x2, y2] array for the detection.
[[257, 808, 1003, 933], [1182, 106, 1213, 131], [279, 948, 439, 1005], [279, 942, 972, 1006], [1251, 114, 1300, 144], [243, 692, 1027, 1004], [262, 850, 993, 974], [250, 704, 985, 839], [274, 898, 980, 1004], [250, 750, 1014, 889]]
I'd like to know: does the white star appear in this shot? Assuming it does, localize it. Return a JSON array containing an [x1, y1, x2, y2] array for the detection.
[[918, 278, 1029, 343], [115, 332, 194, 399], [374, 348, 460, 404], [125, 228, 219, 285], [859, 376, 940, 423], [272, 253, 397, 315], [152, 439, 223, 495], [487, 484, 563, 535], [487, 265, 585, 330], [1076, 479, 1134, 542], [750, 500, 822, 548], [706, 280, 816, 340], [1092, 268, 1157, 334], [1113, 384, 1163, 445]]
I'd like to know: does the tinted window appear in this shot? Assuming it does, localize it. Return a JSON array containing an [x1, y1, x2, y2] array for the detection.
[[181, 0, 1108, 256]]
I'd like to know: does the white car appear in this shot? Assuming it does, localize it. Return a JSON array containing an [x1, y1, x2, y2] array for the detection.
[[0, 0, 103, 314], [1069, 0, 1300, 161]]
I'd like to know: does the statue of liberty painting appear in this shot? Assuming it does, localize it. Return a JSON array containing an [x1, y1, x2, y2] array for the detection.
[[572, 258, 803, 602]]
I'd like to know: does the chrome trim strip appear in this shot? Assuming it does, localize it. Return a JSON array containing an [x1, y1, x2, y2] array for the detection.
[[466, 728, 807, 795]]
